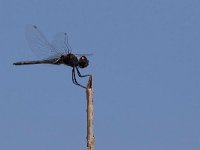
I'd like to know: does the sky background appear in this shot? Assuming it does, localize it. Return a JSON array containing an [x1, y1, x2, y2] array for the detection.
[[0, 0, 200, 149]]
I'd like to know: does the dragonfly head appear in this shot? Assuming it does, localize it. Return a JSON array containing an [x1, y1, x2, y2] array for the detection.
[[78, 56, 89, 68]]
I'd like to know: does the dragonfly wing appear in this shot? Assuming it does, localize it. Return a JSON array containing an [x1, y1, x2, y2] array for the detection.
[[74, 53, 93, 57], [25, 25, 61, 59], [51, 32, 72, 54], [46, 53, 62, 60]]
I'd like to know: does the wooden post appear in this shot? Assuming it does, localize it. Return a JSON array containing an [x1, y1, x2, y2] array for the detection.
[[86, 75, 95, 150]]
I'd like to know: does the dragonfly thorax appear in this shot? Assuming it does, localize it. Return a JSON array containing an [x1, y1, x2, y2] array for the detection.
[[62, 54, 79, 67]]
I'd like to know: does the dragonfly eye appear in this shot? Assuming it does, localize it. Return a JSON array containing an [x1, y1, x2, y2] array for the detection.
[[78, 56, 89, 68]]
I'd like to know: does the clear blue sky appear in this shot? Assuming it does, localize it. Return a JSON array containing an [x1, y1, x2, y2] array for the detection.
[[0, 0, 200, 149]]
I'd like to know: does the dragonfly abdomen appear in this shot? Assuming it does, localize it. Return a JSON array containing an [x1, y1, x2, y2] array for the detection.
[[13, 59, 59, 65]]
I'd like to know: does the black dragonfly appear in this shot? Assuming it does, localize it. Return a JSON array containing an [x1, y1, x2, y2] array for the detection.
[[13, 25, 91, 88]]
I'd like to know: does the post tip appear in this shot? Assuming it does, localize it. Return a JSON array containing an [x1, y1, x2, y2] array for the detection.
[[86, 75, 92, 89]]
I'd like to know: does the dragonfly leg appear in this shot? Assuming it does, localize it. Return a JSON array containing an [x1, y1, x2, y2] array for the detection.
[[75, 66, 90, 78], [72, 67, 76, 84], [72, 67, 86, 89]]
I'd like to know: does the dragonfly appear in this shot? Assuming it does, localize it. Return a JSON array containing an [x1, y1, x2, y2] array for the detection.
[[13, 25, 91, 88]]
